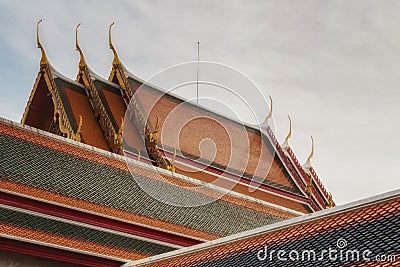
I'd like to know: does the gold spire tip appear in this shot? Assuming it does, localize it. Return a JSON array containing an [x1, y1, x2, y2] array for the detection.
[[307, 135, 314, 163], [265, 95, 273, 125], [282, 115, 292, 149], [75, 23, 86, 67], [75, 23, 81, 51], [109, 22, 120, 65], [109, 22, 115, 49], [36, 19, 43, 48], [36, 19, 48, 66]]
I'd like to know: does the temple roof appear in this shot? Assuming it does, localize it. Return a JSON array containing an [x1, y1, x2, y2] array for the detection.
[[20, 21, 334, 215], [125, 189, 400, 266], [113, 63, 332, 212]]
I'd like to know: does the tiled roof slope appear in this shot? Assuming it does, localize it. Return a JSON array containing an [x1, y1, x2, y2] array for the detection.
[[127, 189, 400, 267], [111, 64, 333, 211], [0, 205, 171, 260], [107, 72, 315, 213], [127, 76, 301, 194], [0, 118, 301, 243]]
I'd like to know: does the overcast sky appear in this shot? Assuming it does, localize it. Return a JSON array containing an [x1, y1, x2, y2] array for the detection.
[[1, 0, 399, 205]]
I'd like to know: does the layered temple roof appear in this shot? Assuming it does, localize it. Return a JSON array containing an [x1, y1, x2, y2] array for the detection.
[[20, 21, 334, 214], [0, 20, 349, 266]]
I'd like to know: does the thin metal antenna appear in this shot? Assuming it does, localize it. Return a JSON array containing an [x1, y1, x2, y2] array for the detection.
[[196, 41, 200, 104]]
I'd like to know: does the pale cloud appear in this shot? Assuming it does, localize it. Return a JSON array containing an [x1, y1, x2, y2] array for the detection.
[[0, 0, 399, 204]]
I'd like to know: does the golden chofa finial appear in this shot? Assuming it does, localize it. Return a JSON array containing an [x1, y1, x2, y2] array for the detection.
[[326, 193, 334, 209], [264, 95, 273, 127], [303, 136, 314, 169], [71, 115, 83, 142], [109, 22, 120, 66], [305, 176, 313, 198], [167, 148, 177, 173], [75, 23, 86, 68], [149, 116, 160, 143], [281, 115, 292, 149], [36, 19, 48, 66]]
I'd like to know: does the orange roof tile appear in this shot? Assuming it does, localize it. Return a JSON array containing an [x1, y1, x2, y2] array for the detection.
[[0, 223, 148, 260], [128, 191, 400, 267], [133, 85, 299, 193]]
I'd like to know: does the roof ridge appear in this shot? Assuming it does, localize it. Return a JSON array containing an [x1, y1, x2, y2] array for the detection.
[[49, 64, 86, 89], [122, 64, 264, 132], [90, 68, 124, 88], [121, 65, 327, 205]]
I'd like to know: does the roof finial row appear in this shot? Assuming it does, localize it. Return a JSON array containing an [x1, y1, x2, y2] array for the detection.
[[264, 98, 315, 168], [75, 23, 86, 68], [36, 19, 48, 66], [37, 21, 121, 70]]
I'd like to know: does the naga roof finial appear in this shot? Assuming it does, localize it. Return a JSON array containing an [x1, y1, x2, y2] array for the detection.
[[75, 23, 86, 68], [167, 148, 177, 173], [109, 22, 121, 66], [303, 136, 314, 169], [282, 115, 292, 149], [265, 95, 273, 126], [308, 136, 314, 163], [305, 175, 313, 198], [149, 116, 160, 143], [326, 193, 334, 208], [36, 19, 48, 66]]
